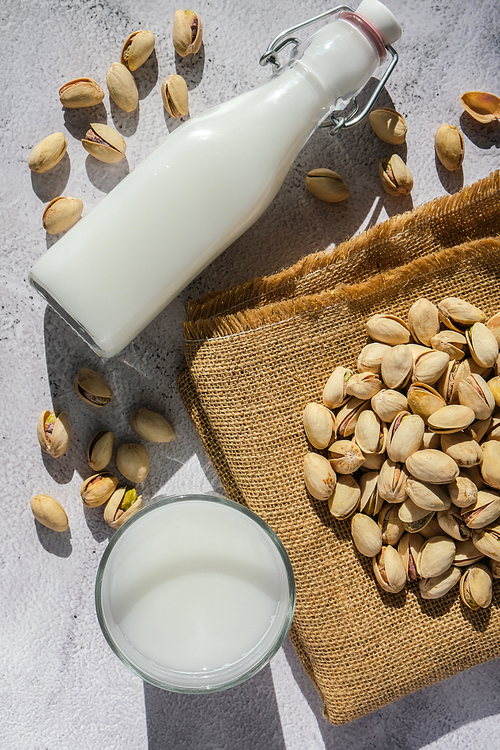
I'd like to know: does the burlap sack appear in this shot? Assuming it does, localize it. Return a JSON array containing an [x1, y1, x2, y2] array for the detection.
[[178, 171, 500, 725]]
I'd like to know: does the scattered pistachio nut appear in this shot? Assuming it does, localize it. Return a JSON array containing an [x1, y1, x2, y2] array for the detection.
[[88, 430, 114, 472], [59, 77, 105, 108], [37, 410, 71, 458], [116, 443, 150, 483], [81, 472, 119, 507], [107, 62, 139, 112], [161, 74, 189, 118], [31, 494, 68, 532], [460, 91, 500, 123], [304, 452, 336, 501], [104, 486, 142, 529], [434, 124, 464, 171], [73, 367, 113, 407], [42, 196, 83, 235], [130, 409, 176, 443], [303, 402, 334, 450], [368, 107, 407, 144], [28, 132, 67, 173], [121, 30, 156, 71], [379, 154, 413, 196], [459, 563, 492, 609], [173, 9, 203, 57], [82, 123, 126, 164], [305, 168, 349, 203]]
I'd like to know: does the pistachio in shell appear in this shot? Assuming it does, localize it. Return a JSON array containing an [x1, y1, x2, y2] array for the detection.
[[130, 409, 176, 444], [81, 472, 119, 507], [82, 123, 126, 164], [161, 74, 189, 118], [434, 124, 464, 171], [305, 169, 349, 202], [322, 366, 353, 409], [104, 486, 142, 529], [351, 513, 382, 557], [304, 452, 336, 501], [438, 297, 486, 331], [357, 343, 391, 374], [173, 9, 203, 57], [372, 545, 406, 593], [328, 474, 360, 519], [379, 154, 413, 196], [454, 538, 485, 566], [365, 313, 409, 345], [417, 535, 456, 578], [121, 30, 156, 71], [419, 566, 461, 600], [328, 440, 364, 474], [42, 196, 83, 235], [31, 494, 68, 532], [460, 91, 500, 123], [368, 107, 407, 144], [106, 62, 139, 112], [59, 77, 105, 108], [116, 443, 150, 484], [405, 449, 459, 485], [459, 564, 492, 610], [408, 298, 440, 347], [37, 410, 71, 458], [73, 368, 113, 407], [28, 132, 67, 173], [303, 402, 334, 450], [88, 430, 114, 472], [398, 532, 424, 581]]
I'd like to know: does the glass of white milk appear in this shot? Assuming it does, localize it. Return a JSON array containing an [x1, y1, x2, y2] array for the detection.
[[95, 494, 295, 691]]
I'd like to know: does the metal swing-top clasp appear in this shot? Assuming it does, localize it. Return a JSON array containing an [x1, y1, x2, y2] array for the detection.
[[259, 4, 398, 134]]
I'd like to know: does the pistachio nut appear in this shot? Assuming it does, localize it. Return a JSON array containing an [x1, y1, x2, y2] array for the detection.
[[87, 430, 114, 472], [430, 330, 467, 361], [335, 397, 369, 437], [42, 196, 83, 235], [379, 154, 413, 196], [360, 449, 386, 472], [408, 298, 440, 347], [378, 458, 408, 503], [440, 432, 482, 468], [406, 478, 451, 512], [460, 91, 500, 123], [103, 486, 143, 529], [121, 30, 156, 70], [412, 349, 449, 386], [73, 368, 113, 407], [420, 515, 445, 539], [421, 430, 441, 450], [466, 416, 492, 443], [472, 522, 500, 562], [173, 9, 203, 57], [378, 502, 404, 545], [406, 382, 446, 423], [130, 409, 176, 443], [458, 373, 495, 420], [434, 124, 464, 171], [486, 312, 500, 345], [328, 439, 364, 474], [417, 535, 456, 578], [59, 77, 105, 108], [419, 566, 461, 600], [345, 372, 382, 400], [30, 494, 68, 532], [487, 376, 500, 408], [28, 132, 67, 173], [454, 538, 485, 566], [371, 388, 408, 423], [106, 62, 139, 112], [368, 107, 407, 145], [381, 344, 413, 389], [398, 499, 435, 533], [305, 169, 349, 202], [459, 564, 492, 609], [80, 472, 119, 507], [82, 123, 126, 164], [303, 402, 334, 450], [398, 532, 424, 581], [405, 449, 459, 485], [357, 342, 392, 374], [116, 443, 150, 484], [447, 474, 478, 508], [304, 452, 336, 501], [437, 359, 471, 404], [462, 489, 500, 529], [328, 474, 359, 519], [351, 513, 383, 557], [354, 410, 386, 455], [372, 545, 406, 593], [438, 297, 486, 332], [365, 313, 410, 345], [437, 504, 471, 541], [322, 366, 353, 409], [359, 471, 383, 516], [37, 410, 71, 458], [467, 322, 499, 368], [161, 74, 189, 118], [426, 404, 475, 434], [480, 440, 500, 490], [386, 411, 425, 462]]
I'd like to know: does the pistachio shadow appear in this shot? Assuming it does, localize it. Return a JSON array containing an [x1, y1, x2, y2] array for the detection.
[[132, 49, 159, 100], [30, 152, 71, 203], [34, 519, 73, 557], [85, 154, 130, 194], [435, 153, 464, 195], [109, 98, 140, 138], [460, 112, 500, 150], [63, 103, 107, 141], [174, 44, 205, 90]]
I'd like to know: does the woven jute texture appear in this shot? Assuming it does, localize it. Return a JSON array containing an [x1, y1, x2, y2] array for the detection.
[[178, 171, 500, 725]]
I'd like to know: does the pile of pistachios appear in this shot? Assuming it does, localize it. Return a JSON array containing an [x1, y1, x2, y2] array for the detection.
[[303, 296, 500, 611], [28, 9, 202, 234], [31, 367, 175, 533]]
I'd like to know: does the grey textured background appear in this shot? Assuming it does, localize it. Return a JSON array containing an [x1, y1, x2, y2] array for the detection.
[[2, 1, 500, 748]]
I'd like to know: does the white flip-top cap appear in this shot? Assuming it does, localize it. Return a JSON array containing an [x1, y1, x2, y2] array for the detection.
[[356, 0, 402, 45]]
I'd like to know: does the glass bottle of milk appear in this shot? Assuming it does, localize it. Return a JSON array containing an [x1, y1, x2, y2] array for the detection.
[[29, 0, 401, 358]]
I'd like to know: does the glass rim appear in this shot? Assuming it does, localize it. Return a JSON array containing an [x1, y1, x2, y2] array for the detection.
[[95, 492, 296, 693]]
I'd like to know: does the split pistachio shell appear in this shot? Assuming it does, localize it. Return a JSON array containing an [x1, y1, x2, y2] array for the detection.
[[406, 383, 446, 423], [399, 499, 434, 533], [455, 538, 485, 566], [377, 459, 408, 503], [417, 535, 456, 578], [28, 132, 67, 173], [130, 409, 176, 443], [381, 344, 413, 389], [173, 9, 203, 57], [335, 397, 369, 437], [359, 471, 383, 516], [322, 366, 353, 409], [87, 430, 114, 472], [328, 440, 364, 474], [303, 403, 334, 450], [440, 432, 482, 467], [373, 545, 406, 593], [487, 376, 500, 408], [37, 410, 71, 458], [104, 486, 143, 529], [345, 372, 382, 400], [426, 404, 475, 434], [116, 443, 150, 484], [371, 389, 408, 423], [472, 522, 500, 562], [462, 490, 500, 529], [304, 452, 336, 501], [360, 450, 386, 471], [354, 410, 386, 455], [421, 430, 441, 450], [31, 494, 68, 532], [460, 564, 492, 609], [419, 566, 461, 599], [365, 314, 409, 345], [42, 196, 83, 235], [437, 504, 471, 541], [434, 124, 464, 171], [328, 474, 360, 519], [458, 373, 495, 420], [420, 515, 445, 539], [431, 330, 467, 361], [438, 297, 485, 331], [461, 464, 486, 492], [460, 91, 500, 123], [486, 312, 500, 345], [408, 298, 440, 347], [368, 107, 407, 144], [378, 502, 405, 545], [406, 478, 450, 512], [82, 123, 126, 164], [379, 154, 413, 196], [437, 359, 471, 404], [386, 411, 425, 462], [398, 532, 424, 581], [357, 343, 392, 374], [73, 368, 113, 407], [412, 349, 449, 386], [405, 449, 459, 484], [107, 62, 139, 112], [466, 322, 499, 368], [121, 30, 156, 70], [480, 440, 500, 489], [162, 74, 189, 118], [351, 513, 382, 557], [448, 474, 478, 508], [467, 416, 492, 443], [59, 77, 105, 108], [305, 169, 349, 202], [81, 472, 119, 507]]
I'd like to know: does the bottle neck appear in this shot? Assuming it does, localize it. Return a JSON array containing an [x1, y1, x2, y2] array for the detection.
[[338, 11, 387, 61]]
